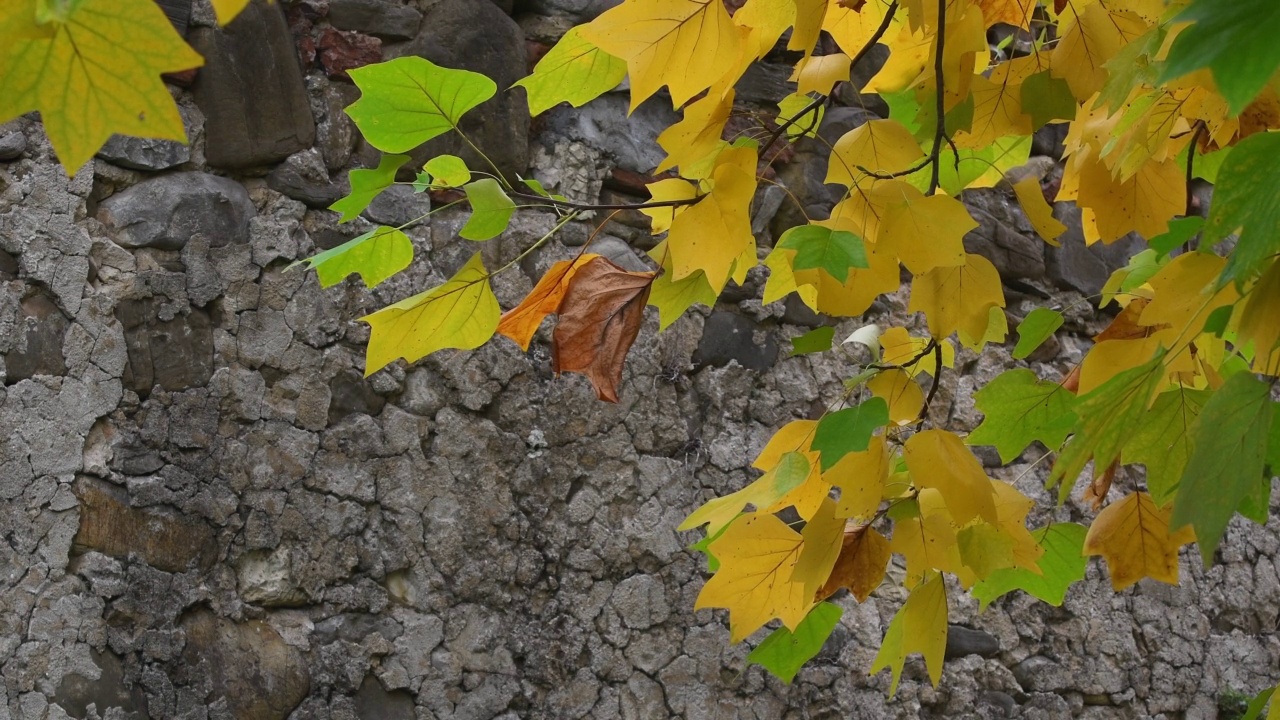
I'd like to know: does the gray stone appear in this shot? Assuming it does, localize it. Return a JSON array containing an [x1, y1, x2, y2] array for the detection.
[[54, 649, 148, 720], [1045, 202, 1146, 294], [945, 625, 1001, 659], [391, 0, 529, 178], [178, 608, 310, 719], [524, 0, 619, 20], [98, 172, 254, 251], [0, 248, 17, 280], [588, 236, 651, 273], [0, 121, 28, 161], [328, 369, 386, 424], [72, 476, 218, 573], [268, 148, 346, 207], [364, 184, 432, 226], [189, 0, 316, 169], [4, 293, 69, 381], [97, 135, 191, 172], [693, 311, 778, 371], [328, 0, 422, 41], [547, 93, 677, 174], [963, 187, 1046, 280], [353, 675, 415, 720], [238, 547, 307, 607], [116, 299, 214, 394]]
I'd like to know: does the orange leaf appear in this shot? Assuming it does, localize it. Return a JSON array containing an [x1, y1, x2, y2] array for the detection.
[[497, 254, 599, 351], [1083, 459, 1118, 511], [552, 257, 656, 402], [816, 526, 891, 602], [1093, 297, 1164, 342]]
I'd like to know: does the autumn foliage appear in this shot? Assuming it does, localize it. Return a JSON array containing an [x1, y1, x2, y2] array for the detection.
[[8, 0, 1280, 702]]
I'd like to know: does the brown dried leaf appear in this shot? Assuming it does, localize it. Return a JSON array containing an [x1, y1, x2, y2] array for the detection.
[[552, 257, 656, 402], [815, 525, 891, 602], [496, 253, 599, 351], [1083, 459, 1118, 511], [1061, 364, 1081, 394], [837, 0, 867, 9], [1094, 298, 1170, 342]]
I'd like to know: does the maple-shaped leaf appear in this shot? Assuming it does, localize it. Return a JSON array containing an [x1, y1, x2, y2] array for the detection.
[[732, 0, 793, 60], [1020, 70, 1077, 129], [792, 499, 846, 597], [828, 435, 890, 521], [579, 0, 744, 109], [974, 0, 1035, 29], [813, 398, 890, 471], [460, 179, 516, 241], [816, 526, 891, 602], [514, 26, 627, 116], [551, 256, 656, 402], [292, 226, 413, 290], [776, 225, 869, 283], [747, 602, 843, 685], [827, 119, 926, 187], [646, 246, 717, 331], [1204, 133, 1280, 288], [346, 57, 496, 154], [496, 253, 599, 351], [904, 430, 998, 526], [909, 253, 1005, 342], [1121, 386, 1210, 505], [0, 0, 204, 173], [1159, 0, 1280, 115], [970, 523, 1087, 610], [696, 512, 814, 642], [868, 369, 924, 426], [777, 93, 826, 140], [331, 154, 411, 223], [1138, 252, 1238, 353], [1084, 491, 1195, 591], [1012, 308, 1064, 360], [640, 181, 700, 234], [870, 572, 948, 696], [666, 145, 757, 292], [968, 369, 1078, 464], [1050, 353, 1166, 499], [1050, 3, 1145, 101], [362, 253, 499, 376], [791, 53, 851, 96], [878, 191, 975, 274], [956, 522, 1016, 580], [657, 89, 734, 174], [1171, 371, 1273, 565]]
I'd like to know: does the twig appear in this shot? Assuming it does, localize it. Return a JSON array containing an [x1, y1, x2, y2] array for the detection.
[[927, 0, 949, 195], [507, 191, 701, 213]]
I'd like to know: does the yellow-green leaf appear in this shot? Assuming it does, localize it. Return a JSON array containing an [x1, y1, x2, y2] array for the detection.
[[424, 154, 470, 188], [362, 253, 498, 375], [331, 154, 411, 223], [870, 572, 948, 696], [514, 26, 627, 116], [460, 179, 516, 241], [293, 226, 413, 290]]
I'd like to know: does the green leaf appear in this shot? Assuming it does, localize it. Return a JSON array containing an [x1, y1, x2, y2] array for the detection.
[[1159, 0, 1280, 115], [812, 398, 889, 471], [1149, 217, 1204, 258], [1241, 685, 1276, 720], [412, 171, 432, 193], [970, 523, 1088, 610], [1096, 25, 1164, 113], [1118, 250, 1165, 293], [513, 26, 626, 116], [747, 603, 843, 684], [790, 327, 835, 357], [1012, 308, 1063, 360], [1049, 353, 1167, 500], [522, 178, 567, 202], [776, 225, 869, 283], [690, 520, 733, 573], [648, 268, 716, 330], [778, 93, 825, 139], [330, 154, 410, 223], [968, 369, 1078, 464], [1122, 386, 1211, 505], [1206, 133, 1280, 287], [870, 573, 947, 696], [1203, 305, 1234, 337], [346, 56, 496, 154], [424, 154, 470, 188], [1021, 71, 1077, 128], [291, 226, 413, 290], [1171, 371, 1273, 565], [460, 179, 516, 241]]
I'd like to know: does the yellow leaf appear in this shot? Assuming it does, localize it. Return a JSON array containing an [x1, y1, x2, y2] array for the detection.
[[769, 461, 833, 521], [497, 254, 600, 351], [657, 90, 734, 174], [824, 0, 899, 59], [824, 180, 910, 245], [892, 491, 965, 586], [362, 253, 499, 376], [792, 499, 846, 597], [827, 120, 927, 188], [697, 513, 814, 641], [790, 242, 901, 316], [956, 522, 1015, 579], [1069, 152, 1183, 244], [956, 72, 1034, 150], [754, 419, 818, 471], [640, 180, 700, 234], [789, 0, 828, 54], [878, 191, 976, 274], [792, 53, 851, 96], [667, 146, 758, 292], [960, 304, 1009, 351], [869, 572, 948, 695], [1237, 259, 1280, 365], [868, 370, 925, 426], [938, 3, 988, 109], [816, 526, 891, 602], [0, 0, 204, 173], [763, 248, 819, 307], [880, 327, 956, 378], [1083, 491, 1195, 591], [211, 0, 252, 24], [1139, 252, 1238, 355], [1051, 3, 1147, 101], [680, 451, 821, 535], [904, 430, 999, 525], [989, 481, 1044, 571], [865, 24, 932, 94], [734, 0, 793, 60], [1078, 336, 1163, 395], [1011, 177, 1067, 245], [828, 434, 891, 520], [909, 253, 1006, 341], [580, 0, 745, 109]]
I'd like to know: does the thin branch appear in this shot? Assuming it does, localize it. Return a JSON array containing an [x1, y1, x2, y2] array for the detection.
[[927, 0, 949, 195], [507, 190, 702, 213], [1184, 121, 1206, 217]]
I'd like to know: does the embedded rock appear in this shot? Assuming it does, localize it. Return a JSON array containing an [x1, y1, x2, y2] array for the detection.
[[116, 299, 215, 394], [98, 172, 253, 250], [72, 476, 218, 573], [328, 0, 422, 40], [178, 608, 310, 719], [4, 293, 69, 382], [97, 135, 191, 172]]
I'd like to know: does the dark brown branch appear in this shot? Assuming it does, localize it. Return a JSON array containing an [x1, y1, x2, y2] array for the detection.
[[1184, 121, 1206, 217], [508, 191, 702, 213], [927, 0, 948, 195]]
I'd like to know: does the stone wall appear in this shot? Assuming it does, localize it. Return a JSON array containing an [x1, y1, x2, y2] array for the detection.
[[0, 1, 1277, 719]]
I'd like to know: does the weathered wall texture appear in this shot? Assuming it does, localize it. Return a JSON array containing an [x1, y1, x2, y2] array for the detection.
[[0, 1, 1277, 719]]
